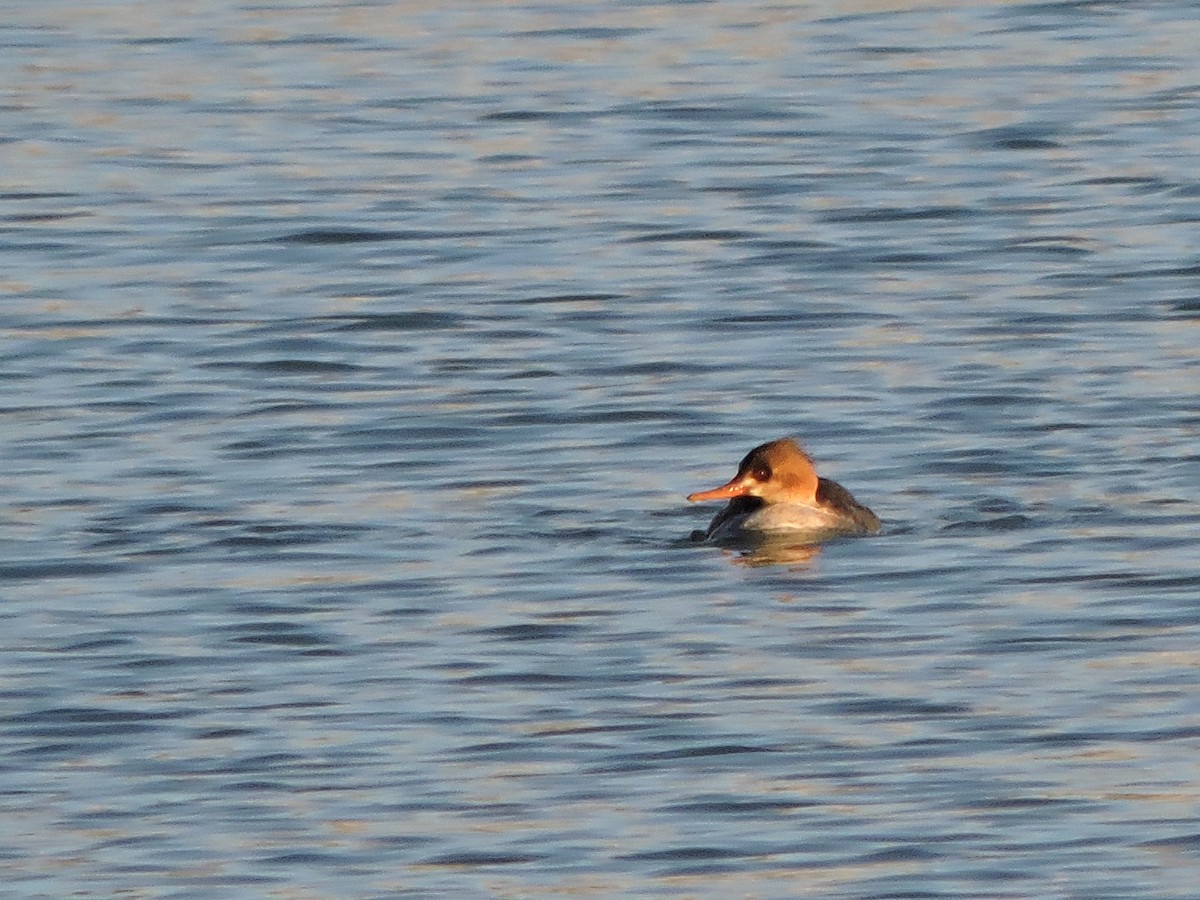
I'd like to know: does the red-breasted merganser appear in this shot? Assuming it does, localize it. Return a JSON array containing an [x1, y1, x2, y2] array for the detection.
[[688, 437, 880, 543]]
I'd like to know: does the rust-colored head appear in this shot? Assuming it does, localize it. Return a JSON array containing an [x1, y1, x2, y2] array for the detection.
[[687, 438, 820, 506]]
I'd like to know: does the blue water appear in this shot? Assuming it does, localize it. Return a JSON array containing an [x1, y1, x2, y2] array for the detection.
[[3, 1, 1200, 896]]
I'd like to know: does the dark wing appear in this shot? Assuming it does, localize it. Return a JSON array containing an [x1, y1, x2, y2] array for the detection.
[[816, 478, 881, 533]]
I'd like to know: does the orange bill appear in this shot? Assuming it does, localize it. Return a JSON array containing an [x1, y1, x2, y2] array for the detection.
[[687, 477, 750, 502]]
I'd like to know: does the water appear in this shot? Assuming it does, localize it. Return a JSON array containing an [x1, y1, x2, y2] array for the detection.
[[2, 1, 1200, 896]]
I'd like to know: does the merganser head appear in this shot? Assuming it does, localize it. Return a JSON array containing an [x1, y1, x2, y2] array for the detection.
[[687, 438, 819, 506]]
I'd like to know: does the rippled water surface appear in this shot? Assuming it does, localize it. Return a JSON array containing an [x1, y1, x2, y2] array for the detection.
[[3, 1, 1200, 896]]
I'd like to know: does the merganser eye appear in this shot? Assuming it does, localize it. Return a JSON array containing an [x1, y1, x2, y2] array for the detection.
[[752, 466, 771, 481]]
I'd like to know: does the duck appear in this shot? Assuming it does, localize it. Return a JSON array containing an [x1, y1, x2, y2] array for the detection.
[[688, 437, 880, 543]]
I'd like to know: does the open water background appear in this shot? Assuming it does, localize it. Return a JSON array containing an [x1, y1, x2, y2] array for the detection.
[[2, 1, 1200, 896]]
